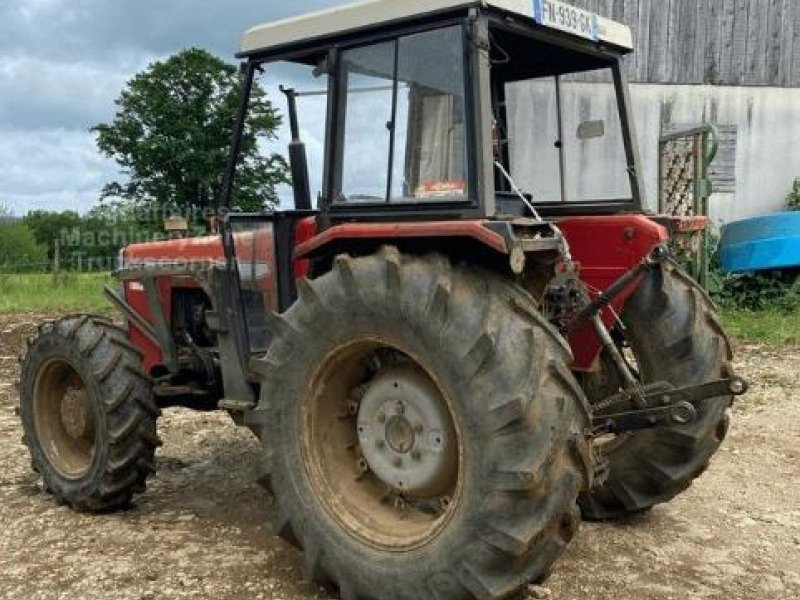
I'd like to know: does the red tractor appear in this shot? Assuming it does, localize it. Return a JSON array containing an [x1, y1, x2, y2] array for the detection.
[[19, 1, 746, 599]]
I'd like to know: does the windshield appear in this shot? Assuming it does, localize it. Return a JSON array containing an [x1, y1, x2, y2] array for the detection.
[[334, 25, 469, 204]]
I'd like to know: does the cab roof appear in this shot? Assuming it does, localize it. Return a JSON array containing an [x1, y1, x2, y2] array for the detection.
[[240, 0, 633, 58]]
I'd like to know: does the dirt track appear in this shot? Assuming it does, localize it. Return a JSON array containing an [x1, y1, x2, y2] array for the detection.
[[1, 313, 798, 600]]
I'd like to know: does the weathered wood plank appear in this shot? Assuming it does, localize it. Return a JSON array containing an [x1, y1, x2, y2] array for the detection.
[[765, 0, 783, 85], [729, 0, 750, 85], [702, 0, 722, 83], [611, 0, 625, 21], [718, 0, 737, 83], [666, 0, 682, 81], [744, 0, 769, 84], [791, 0, 800, 86], [622, 0, 639, 78], [708, 125, 738, 194], [674, 0, 699, 82], [561, 0, 792, 86], [635, 0, 652, 81], [779, 0, 796, 86], [582, 0, 600, 16], [647, 0, 671, 81], [622, 0, 638, 24], [695, 0, 710, 83]]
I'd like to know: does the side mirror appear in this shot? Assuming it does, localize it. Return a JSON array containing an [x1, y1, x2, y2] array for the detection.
[[577, 119, 605, 140]]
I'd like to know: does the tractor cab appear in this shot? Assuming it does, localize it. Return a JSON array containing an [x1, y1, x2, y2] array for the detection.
[[230, 0, 641, 221]]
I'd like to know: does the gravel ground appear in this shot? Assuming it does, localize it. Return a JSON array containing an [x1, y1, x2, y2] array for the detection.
[[1, 313, 798, 600]]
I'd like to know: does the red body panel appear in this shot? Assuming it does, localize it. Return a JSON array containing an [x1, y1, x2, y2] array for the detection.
[[124, 236, 227, 372], [122, 218, 316, 372], [122, 215, 666, 374], [556, 215, 668, 370]]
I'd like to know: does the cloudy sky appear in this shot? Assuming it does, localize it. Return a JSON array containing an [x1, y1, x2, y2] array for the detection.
[[0, 0, 332, 215]]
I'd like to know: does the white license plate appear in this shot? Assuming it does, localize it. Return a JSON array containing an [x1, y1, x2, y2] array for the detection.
[[533, 0, 599, 42]]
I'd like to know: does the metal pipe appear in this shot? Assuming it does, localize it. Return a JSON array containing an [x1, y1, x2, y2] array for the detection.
[[219, 62, 256, 210], [555, 75, 568, 203], [385, 39, 400, 203], [612, 59, 646, 212], [280, 85, 301, 141], [591, 313, 639, 393], [280, 85, 313, 210]]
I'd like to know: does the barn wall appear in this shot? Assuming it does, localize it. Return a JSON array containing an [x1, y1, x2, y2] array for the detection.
[[635, 84, 800, 223], [568, 0, 800, 87]]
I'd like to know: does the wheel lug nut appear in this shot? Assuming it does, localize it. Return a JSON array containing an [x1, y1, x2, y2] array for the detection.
[[414, 423, 423, 434], [395, 401, 405, 415], [377, 412, 386, 424], [411, 450, 421, 461], [376, 439, 385, 449], [393, 457, 403, 468]]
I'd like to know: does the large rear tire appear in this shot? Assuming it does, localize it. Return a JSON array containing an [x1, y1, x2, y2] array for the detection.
[[578, 263, 733, 520], [19, 315, 161, 512], [248, 248, 592, 600]]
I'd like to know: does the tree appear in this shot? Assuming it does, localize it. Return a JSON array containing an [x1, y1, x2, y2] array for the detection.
[[92, 48, 289, 213], [23, 210, 82, 260], [24, 205, 166, 269], [0, 207, 47, 270]]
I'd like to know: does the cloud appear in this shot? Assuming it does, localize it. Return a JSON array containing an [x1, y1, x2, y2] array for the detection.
[[0, 0, 333, 215], [0, 55, 142, 130], [0, 1, 333, 62], [0, 128, 118, 214]]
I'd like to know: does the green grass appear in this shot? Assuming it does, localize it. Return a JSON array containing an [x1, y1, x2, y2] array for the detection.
[[0, 273, 112, 313], [719, 307, 800, 346], [0, 273, 796, 347]]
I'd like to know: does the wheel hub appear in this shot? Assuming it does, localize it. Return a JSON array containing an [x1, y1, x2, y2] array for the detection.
[[385, 415, 415, 453], [357, 364, 456, 497], [61, 386, 91, 440]]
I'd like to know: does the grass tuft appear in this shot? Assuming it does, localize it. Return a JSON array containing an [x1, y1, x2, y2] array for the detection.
[[719, 308, 800, 346]]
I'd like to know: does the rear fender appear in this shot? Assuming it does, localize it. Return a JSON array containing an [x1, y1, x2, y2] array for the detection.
[[295, 220, 506, 260], [294, 219, 568, 276]]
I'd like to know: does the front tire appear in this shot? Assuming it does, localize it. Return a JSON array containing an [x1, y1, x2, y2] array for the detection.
[[249, 249, 592, 600], [19, 315, 161, 511]]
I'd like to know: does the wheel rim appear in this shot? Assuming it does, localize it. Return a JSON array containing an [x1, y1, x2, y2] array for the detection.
[[301, 338, 462, 551], [33, 359, 97, 479]]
